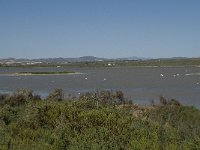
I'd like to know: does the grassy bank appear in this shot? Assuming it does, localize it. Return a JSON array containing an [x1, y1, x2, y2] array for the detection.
[[14, 71, 79, 76], [0, 89, 200, 149], [18, 71, 76, 74], [0, 71, 80, 76]]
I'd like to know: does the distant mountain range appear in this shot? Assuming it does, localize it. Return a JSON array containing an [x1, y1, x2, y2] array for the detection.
[[0, 56, 198, 64], [115, 56, 149, 61]]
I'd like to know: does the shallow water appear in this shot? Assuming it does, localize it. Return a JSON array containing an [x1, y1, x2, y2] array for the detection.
[[0, 66, 200, 108]]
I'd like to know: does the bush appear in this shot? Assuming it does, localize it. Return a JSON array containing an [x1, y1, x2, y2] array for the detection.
[[3, 89, 34, 106], [0, 90, 199, 149], [47, 89, 64, 101]]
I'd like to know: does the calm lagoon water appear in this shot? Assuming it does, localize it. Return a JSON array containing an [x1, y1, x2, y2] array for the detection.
[[0, 66, 200, 108]]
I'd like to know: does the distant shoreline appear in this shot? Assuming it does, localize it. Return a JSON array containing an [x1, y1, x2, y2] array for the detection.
[[0, 57, 200, 68]]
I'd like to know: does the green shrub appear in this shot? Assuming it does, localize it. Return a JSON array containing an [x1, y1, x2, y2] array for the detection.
[[0, 90, 199, 149], [47, 89, 64, 101]]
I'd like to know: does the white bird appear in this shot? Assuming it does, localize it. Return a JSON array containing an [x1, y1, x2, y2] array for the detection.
[[160, 74, 164, 77], [85, 77, 88, 80]]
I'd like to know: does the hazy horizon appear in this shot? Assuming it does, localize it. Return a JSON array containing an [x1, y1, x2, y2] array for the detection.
[[0, 0, 200, 58], [1, 55, 199, 60]]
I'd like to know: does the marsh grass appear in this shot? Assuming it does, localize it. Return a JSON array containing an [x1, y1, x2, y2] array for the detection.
[[17, 71, 76, 75]]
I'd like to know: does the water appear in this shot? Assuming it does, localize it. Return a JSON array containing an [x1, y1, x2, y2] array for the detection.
[[0, 66, 200, 108]]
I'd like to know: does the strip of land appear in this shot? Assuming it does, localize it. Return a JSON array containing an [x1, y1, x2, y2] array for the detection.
[[0, 71, 81, 76]]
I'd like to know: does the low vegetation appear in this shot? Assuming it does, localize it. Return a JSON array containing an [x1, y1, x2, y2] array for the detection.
[[16, 71, 77, 75], [0, 89, 200, 149]]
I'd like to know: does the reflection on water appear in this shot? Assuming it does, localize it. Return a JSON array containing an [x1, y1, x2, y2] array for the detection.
[[0, 66, 200, 108]]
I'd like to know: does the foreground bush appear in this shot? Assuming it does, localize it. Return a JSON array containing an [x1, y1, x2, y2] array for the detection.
[[0, 90, 199, 149]]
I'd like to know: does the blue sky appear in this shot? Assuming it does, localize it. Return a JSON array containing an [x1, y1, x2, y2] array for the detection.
[[0, 0, 200, 59]]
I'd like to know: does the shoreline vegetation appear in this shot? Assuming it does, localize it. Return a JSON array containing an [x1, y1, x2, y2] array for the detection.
[[0, 89, 200, 149], [0, 71, 81, 76]]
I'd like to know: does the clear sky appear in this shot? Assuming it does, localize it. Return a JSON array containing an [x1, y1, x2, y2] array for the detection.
[[0, 0, 200, 59]]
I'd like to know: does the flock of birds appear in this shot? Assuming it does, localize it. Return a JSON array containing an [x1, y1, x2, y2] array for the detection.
[[85, 77, 107, 81], [160, 73, 200, 85], [160, 73, 180, 77]]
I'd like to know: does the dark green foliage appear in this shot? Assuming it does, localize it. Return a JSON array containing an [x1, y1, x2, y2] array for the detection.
[[18, 71, 76, 75], [0, 90, 199, 149], [78, 90, 128, 106], [1, 89, 34, 106], [0, 94, 7, 102], [159, 95, 181, 106], [47, 89, 64, 101]]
